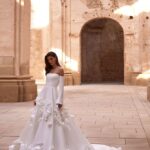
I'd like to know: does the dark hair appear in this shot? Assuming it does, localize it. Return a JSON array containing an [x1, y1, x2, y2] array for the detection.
[[44, 51, 61, 75]]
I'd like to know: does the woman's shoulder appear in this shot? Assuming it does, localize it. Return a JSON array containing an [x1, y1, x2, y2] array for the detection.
[[57, 66, 64, 76]]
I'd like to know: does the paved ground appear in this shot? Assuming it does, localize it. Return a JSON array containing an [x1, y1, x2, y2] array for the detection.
[[0, 84, 150, 150]]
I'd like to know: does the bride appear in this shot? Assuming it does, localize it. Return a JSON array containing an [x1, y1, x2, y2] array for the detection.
[[9, 51, 122, 150]]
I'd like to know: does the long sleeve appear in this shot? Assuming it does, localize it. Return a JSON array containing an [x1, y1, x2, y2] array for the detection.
[[56, 75, 64, 105]]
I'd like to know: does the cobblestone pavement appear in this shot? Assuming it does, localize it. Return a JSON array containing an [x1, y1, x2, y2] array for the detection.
[[0, 84, 150, 150]]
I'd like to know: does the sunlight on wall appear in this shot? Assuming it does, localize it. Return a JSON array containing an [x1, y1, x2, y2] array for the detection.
[[114, 0, 150, 16], [50, 48, 79, 72], [137, 70, 150, 80], [31, 0, 49, 29], [16, 0, 25, 6]]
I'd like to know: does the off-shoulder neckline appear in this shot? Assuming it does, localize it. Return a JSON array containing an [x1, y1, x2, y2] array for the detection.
[[47, 72, 64, 76]]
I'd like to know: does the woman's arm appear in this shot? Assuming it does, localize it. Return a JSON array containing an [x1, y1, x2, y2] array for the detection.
[[56, 68, 64, 109]]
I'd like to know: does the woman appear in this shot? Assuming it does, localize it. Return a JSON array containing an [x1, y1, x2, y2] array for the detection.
[[9, 51, 122, 150]]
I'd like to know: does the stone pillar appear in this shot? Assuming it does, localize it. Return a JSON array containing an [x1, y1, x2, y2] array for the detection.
[[0, 0, 37, 102]]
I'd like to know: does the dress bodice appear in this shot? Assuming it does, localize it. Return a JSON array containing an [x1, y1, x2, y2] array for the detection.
[[45, 73, 64, 105], [45, 73, 60, 87]]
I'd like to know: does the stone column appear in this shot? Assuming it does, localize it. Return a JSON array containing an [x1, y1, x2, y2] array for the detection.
[[0, 0, 37, 102]]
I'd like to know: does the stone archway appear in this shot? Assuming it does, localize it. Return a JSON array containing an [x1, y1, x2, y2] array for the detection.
[[81, 18, 124, 84]]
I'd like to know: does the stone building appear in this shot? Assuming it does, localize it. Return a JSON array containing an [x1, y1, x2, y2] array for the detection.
[[0, 0, 150, 102], [0, 0, 37, 102]]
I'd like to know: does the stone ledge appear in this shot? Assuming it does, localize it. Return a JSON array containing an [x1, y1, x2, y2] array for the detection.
[[0, 78, 37, 102], [131, 72, 150, 86], [0, 75, 33, 79]]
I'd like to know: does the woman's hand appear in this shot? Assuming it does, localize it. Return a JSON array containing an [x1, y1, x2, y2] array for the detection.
[[56, 103, 63, 109], [33, 100, 36, 106]]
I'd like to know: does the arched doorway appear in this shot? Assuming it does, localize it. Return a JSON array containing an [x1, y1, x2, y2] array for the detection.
[[81, 18, 124, 84]]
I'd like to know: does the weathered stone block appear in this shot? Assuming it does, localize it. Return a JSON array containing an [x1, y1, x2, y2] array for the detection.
[[64, 72, 74, 85], [0, 78, 37, 102]]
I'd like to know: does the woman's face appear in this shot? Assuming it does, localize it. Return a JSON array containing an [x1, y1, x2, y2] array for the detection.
[[47, 56, 56, 66]]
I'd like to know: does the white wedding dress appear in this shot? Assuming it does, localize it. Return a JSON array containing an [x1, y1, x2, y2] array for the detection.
[[9, 73, 122, 150]]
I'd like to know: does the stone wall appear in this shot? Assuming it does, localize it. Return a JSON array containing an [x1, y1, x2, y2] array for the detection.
[[30, 0, 150, 85], [0, 0, 15, 75], [30, 0, 51, 82]]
